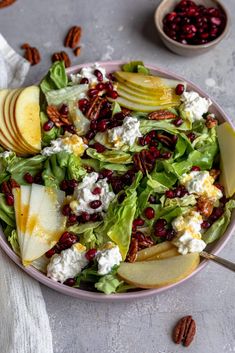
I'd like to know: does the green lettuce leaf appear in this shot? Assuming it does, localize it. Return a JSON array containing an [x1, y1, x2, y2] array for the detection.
[[40, 61, 68, 94], [0, 194, 15, 227], [86, 148, 133, 164], [111, 101, 122, 116], [45, 85, 88, 106], [122, 61, 150, 75], [139, 118, 191, 135], [202, 200, 235, 244], [162, 160, 192, 178], [68, 222, 104, 249], [95, 273, 123, 295], [161, 194, 197, 207], [147, 171, 177, 194], [6, 228, 20, 255], [96, 172, 142, 259]]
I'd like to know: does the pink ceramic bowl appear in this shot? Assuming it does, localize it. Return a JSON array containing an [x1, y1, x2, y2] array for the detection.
[[0, 61, 234, 302]]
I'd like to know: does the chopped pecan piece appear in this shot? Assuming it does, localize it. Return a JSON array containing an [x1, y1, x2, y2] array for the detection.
[[126, 238, 138, 263], [156, 133, 173, 148], [121, 108, 131, 116], [133, 150, 156, 175], [197, 196, 214, 218], [148, 110, 177, 121], [73, 46, 81, 57], [46, 105, 71, 127], [173, 315, 196, 347], [64, 26, 82, 49], [133, 232, 154, 249], [209, 169, 220, 180], [0, 0, 16, 8], [86, 96, 104, 120], [206, 115, 218, 128], [22, 43, 41, 65], [51, 51, 71, 68]]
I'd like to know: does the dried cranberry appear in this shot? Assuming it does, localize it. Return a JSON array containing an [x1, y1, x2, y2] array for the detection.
[[45, 248, 57, 258], [90, 212, 103, 222], [100, 169, 113, 179], [165, 190, 175, 199], [97, 119, 108, 132], [214, 183, 224, 194], [113, 112, 125, 121], [59, 232, 78, 247], [81, 212, 91, 222], [43, 120, 54, 131], [85, 248, 97, 261], [173, 118, 183, 127], [149, 146, 161, 159], [24, 172, 34, 184], [92, 187, 102, 195], [64, 278, 76, 286], [80, 77, 89, 84], [104, 81, 113, 91], [155, 228, 167, 237], [90, 120, 98, 131], [78, 98, 89, 112], [96, 83, 105, 91], [210, 17, 222, 26], [133, 218, 145, 228], [161, 151, 172, 159], [187, 132, 196, 142], [68, 179, 78, 189], [61, 204, 72, 216], [191, 166, 201, 171], [34, 172, 43, 185], [166, 229, 176, 241], [148, 195, 157, 204], [68, 214, 77, 224], [91, 142, 106, 153], [155, 218, 167, 229], [110, 177, 123, 194], [5, 193, 14, 206], [85, 130, 96, 141], [201, 220, 211, 229], [88, 88, 99, 98], [144, 207, 155, 220], [59, 104, 69, 116], [60, 180, 68, 191], [89, 200, 102, 209], [107, 90, 118, 99], [94, 69, 103, 82], [210, 207, 223, 222], [175, 84, 185, 95], [138, 137, 146, 146]]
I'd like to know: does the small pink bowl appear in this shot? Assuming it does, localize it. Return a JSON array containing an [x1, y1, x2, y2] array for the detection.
[[155, 0, 231, 56], [0, 61, 234, 302]]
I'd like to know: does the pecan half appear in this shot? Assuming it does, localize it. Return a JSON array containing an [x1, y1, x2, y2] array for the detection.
[[133, 150, 155, 175], [209, 169, 220, 180], [64, 26, 82, 49], [86, 96, 104, 120], [0, 0, 16, 8], [197, 196, 214, 218], [148, 110, 177, 121], [126, 238, 138, 263], [173, 316, 196, 347], [22, 44, 41, 66], [51, 51, 71, 68], [133, 232, 154, 250], [156, 133, 173, 148], [73, 46, 81, 57], [206, 115, 218, 128], [46, 105, 71, 127]]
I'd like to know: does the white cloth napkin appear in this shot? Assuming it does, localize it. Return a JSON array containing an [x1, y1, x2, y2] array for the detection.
[[0, 34, 54, 353]]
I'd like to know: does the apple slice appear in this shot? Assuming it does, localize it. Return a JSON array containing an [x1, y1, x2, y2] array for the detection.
[[136, 241, 174, 261], [117, 87, 180, 106], [4, 89, 29, 155], [217, 122, 235, 197], [14, 86, 41, 152], [117, 253, 200, 288], [0, 89, 22, 153], [110, 96, 179, 112], [9, 89, 38, 154], [114, 71, 186, 92], [145, 247, 179, 261]]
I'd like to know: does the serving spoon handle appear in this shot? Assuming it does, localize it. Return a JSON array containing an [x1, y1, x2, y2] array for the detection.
[[200, 251, 235, 272]]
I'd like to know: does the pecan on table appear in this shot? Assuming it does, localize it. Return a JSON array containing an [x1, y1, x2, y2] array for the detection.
[[86, 96, 105, 120], [126, 238, 138, 263], [148, 110, 177, 121], [46, 105, 71, 128], [173, 315, 196, 347], [51, 51, 71, 68], [0, 0, 16, 8], [197, 196, 214, 218], [64, 26, 82, 49], [21, 43, 41, 65], [73, 46, 81, 57], [206, 115, 218, 128]]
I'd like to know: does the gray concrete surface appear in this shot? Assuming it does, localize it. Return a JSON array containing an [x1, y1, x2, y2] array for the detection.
[[1, 0, 235, 352]]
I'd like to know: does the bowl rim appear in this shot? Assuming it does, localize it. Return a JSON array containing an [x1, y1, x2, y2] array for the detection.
[[154, 0, 231, 50], [0, 60, 234, 302]]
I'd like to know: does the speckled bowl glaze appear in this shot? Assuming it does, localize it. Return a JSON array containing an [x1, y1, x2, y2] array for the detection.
[[0, 61, 234, 302], [155, 0, 230, 56]]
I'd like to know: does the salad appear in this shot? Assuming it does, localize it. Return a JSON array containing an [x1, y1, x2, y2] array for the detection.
[[0, 60, 234, 295]]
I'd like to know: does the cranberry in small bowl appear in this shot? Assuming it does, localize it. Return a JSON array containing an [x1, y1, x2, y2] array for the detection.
[[154, 0, 230, 56]]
